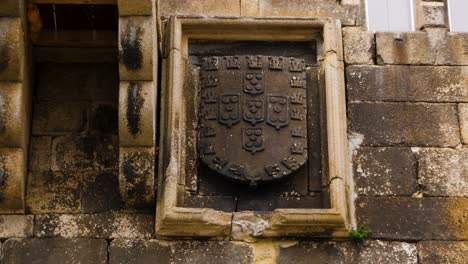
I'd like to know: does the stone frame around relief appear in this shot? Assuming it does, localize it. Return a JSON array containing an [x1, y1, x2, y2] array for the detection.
[[157, 17, 351, 239]]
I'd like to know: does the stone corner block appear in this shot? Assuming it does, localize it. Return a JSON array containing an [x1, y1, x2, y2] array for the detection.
[[0, 82, 27, 148], [118, 0, 152, 16], [0, 148, 25, 214], [460, 104, 468, 145], [119, 147, 155, 212], [0, 215, 33, 238], [0, 18, 23, 81], [119, 81, 154, 147], [342, 27, 374, 64], [119, 16, 153, 81]]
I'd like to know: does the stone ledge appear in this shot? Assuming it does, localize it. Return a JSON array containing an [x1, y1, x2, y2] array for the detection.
[[2, 238, 107, 264], [418, 241, 468, 264], [160, 0, 241, 17], [356, 197, 468, 240]]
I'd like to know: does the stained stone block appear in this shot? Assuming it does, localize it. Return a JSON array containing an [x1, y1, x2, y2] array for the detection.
[[0, 82, 26, 147], [119, 17, 153, 81], [32, 101, 89, 135], [109, 240, 254, 264], [356, 197, 468, 240], [418, 241, 468, 264], [0, 215, 33, 238], [119, 147, 154, 212], [349, 102, 460, 147], [342, 27, 374, 64], [460, 104, 468, 144], [0, 148, 24, 214], [2, 239, 107, 264], [353, 147, 417, 196], [34, 214, 154, 239], [0, 18, 23, 81], [82, 170, 121, 213], [347, 66, 468, 102], [51, 135, 118, 171], [118, 0, 152, 16], [417, 148, 468, 197], [26, 171, 81, 214], [0, 0, 20, 17], [119, 81, 154, 146], [160, 0, 241, 16], [28, 136, 51, 171]]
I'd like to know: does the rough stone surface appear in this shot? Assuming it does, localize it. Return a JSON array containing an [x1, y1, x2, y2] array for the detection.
[[0, 82, 25, 147], [51, 135, 118, 171], [160, 0, 241, 16], [353, 147, 417, 196], [343, 27, 374, 64], [0, 148, 24, 214], [28, 136, 51, 171], [26, 171, 81, 214], [34, 214, 154, 239], [417, 1, 446, 28], [0, 18, 23, 81], [356, 197, 468, 240], [118, 0, 152, 16], [349, 102, 460, 147], [2, 238, 107, 264], [119, 81, 154, 147], [347, 66, 468, 102], [277, 240, 417, 264], [376, 31, 468, 65], [460, 104, 468, 144], [119, 147, 154, 212], [119, 17, 153, 81], [417, 148, 468, 197], [82, 170, 121, 213], [32, 102, 88, 135], [0, 215, 33, 238], [109, 240, 254, 264], [258, 0, 356, 25], [418, 241, 468, 264]]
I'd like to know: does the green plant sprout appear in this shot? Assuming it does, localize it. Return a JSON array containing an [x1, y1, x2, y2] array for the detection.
[[350, 224, 370, 241]]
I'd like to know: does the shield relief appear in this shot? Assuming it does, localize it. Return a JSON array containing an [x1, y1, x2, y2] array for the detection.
[[198, 55, 308, 185]]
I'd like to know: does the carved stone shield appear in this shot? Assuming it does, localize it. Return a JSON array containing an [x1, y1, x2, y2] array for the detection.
[[198, 55, 308, 186]]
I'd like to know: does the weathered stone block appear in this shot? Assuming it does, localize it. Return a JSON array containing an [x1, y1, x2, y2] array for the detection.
[[343, 27, 374, 64], [353, 147, 417, 196], [258, 0, 356, 25], [0, 215, 33, 238], [0, 82, 26, 147], [119, 17, 153, 81], [119, 147, 154, 212], [376, 31, 468, 65], [418, 241, 468, 264], [417, 148, 468, 197], [118, 0, 152, 16], [51, 135, 118, 171], [347, 66, 468, 102], [82, 170, 121, 213], [0, 148, 24, 214], [32, 102, 89, 135], [0, 0, 20, 17], [349, 102, 460, 147], [109, 240, 253, 264], [356, 197, 468, 240], [460, 104, 468, 144], [119, 81, 154, 146], [277, 240, 417, 264], [36, 63, 94, 101], [90, 103, 118, 135], [34, 214, 154, 239], [2, 238, 107, 264], [26, 171, 81, 214], [160, 0, 241, 16], [241, 0, 259, 16], [0, 18, 23, 81], [417, 1, 446, 28], [28, 136, 51, 171]]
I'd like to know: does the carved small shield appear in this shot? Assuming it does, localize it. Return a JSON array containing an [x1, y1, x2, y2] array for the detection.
[[198, 55, 308, 185]]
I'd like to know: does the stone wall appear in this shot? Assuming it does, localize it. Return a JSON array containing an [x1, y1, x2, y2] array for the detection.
[[0, 0, 467, 263]]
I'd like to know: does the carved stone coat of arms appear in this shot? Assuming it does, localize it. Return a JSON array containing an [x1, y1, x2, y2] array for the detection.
[[198, 55, 308, 186]]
